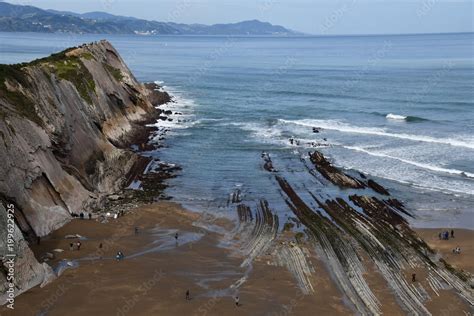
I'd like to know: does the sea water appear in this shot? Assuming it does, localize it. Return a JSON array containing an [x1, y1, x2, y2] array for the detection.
[[1, 32, 473, 228]]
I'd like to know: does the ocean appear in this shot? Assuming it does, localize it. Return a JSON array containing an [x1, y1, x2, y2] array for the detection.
[[1, 32, 473, 228]]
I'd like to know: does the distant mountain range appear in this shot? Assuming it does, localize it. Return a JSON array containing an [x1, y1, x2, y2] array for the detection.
[[0, 2, 300, 35]]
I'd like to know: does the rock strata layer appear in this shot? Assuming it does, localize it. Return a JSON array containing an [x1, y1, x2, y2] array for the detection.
[[0, 40, 169, 302]]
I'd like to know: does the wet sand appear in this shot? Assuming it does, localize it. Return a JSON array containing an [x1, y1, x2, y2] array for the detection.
[[1, 202, 350, 316], [2, 203, 473, 315], [415, 228, 474, 274]]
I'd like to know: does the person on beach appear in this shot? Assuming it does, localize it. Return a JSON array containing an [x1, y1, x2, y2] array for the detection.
[[116, 251, 124, 261], [88, 213, 92, 220], [135, 227, 139, 235], [185, 290, 190, 300], [175, 232, 179, 241], [99, 243, 103, 249], [412, 273, 416, 282], [451, 229, 454, 238], [80, 212, 84, 219], [76, 241, 81, 250], [438, 232, 442, 240], [69, 243, 74, 251], [234, 296, 240, 307]]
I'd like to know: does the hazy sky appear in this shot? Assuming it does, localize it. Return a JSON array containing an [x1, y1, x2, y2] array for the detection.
[[5, 0, 474, 35]]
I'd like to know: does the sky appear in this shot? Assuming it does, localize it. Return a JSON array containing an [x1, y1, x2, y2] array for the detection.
[[4, 0, 474, 35]]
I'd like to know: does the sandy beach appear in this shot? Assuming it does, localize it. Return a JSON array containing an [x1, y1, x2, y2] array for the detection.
[[415, 228, 474, 274], [1, 202, 348, 316], [0, 202, 472, 315]]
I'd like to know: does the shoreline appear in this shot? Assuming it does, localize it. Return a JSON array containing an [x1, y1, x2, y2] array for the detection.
[[1, 41, 472, 315]]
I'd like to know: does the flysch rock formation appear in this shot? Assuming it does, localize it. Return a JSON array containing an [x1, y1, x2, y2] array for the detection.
[[261, 151, 474, 315], [0, 40, 169, 303]]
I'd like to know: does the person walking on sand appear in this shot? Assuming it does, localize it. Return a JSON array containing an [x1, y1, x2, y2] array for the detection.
[[175, 232, 179, 241], [412, 273, 416, 282], [69, 243, 74, 251], [76, 241, 82, 251], [234, 296, 240, 307], [451, 229, 455, 238], [185, 290, 190, 300], [88, 213, 92, 220]]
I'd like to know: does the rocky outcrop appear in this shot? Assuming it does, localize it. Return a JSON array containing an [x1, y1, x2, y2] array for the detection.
[[309, 151, 364, 189], [0, 40, 168, 302], [263, 151, 474, 314]]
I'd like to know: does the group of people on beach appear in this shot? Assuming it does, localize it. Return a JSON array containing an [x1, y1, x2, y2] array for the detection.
[[71, 212, 92, 220], [439, 229, 454, 240], [437, 230, 462, 254]]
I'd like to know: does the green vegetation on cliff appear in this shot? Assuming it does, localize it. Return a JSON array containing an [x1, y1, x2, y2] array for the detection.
[[104, 63, 124, 82], [0, 46, 100, 125], [0, 64, 42, 125], [49, 57, 96, 104]]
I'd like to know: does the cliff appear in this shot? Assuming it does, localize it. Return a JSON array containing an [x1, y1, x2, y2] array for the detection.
[[0, 40, 168, 302]]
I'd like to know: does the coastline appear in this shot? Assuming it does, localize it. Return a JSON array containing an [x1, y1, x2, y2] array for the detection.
[[1, 39, 473, 315]]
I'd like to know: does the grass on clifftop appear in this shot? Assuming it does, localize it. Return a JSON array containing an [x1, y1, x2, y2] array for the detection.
[[0, 46, 99, 125], [49, 57, 96, 104], [21, 47, 97, 105]]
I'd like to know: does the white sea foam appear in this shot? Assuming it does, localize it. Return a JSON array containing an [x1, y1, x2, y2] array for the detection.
[[153, 82, 197, 130], [345, 146, 474, 179], [278, 119, 474, 149], [386, 113, 407, 120]]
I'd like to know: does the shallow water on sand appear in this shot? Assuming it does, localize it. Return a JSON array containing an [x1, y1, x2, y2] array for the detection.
[[1, 32, 473, 228]]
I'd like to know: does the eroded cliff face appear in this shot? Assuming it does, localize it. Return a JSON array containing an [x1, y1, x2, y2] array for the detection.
[[0, 40, 167, 302]]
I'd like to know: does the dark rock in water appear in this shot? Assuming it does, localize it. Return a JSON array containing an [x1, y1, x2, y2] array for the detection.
[[359, 173, 367, 179], [158, 116, 168, 121], [228, 189, 242, 205], [167, 118, 173, 122], [312, 127, 320, 133], [262, 152, 277, 172], [144, 82, 171, 105], [367, 179, 389, 195], [164, 110, 172, 115], [309, 151, 365, 189]]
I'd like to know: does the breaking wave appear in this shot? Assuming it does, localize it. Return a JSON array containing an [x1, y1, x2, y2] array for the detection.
[[385, 113, 428, 122], [278, 119, 474, 149], [345, 146, 474, 179]]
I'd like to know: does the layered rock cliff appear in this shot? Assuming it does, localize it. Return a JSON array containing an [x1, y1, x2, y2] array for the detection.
[[0, 40, 168, 302]]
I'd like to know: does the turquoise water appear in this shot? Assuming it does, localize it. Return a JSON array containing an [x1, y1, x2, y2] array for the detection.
[[1, 32, 473, 227]]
